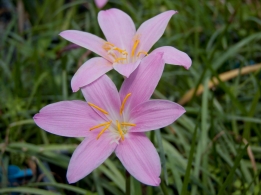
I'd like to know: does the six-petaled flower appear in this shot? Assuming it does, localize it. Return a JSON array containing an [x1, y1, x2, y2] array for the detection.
[[60, 8, 192, 92], [33, 53, 186, 186]]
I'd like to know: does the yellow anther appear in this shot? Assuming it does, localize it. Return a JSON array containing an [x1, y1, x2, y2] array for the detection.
[[103, 42, 115, 50], [104, 42, 115, 47], [88, 102, 108, 115], [120, 93, 131, 115], [137, 51, 148, 57], [131, 39, 140, 57], [116, 120, 124, 141], [113, 47, 126, 54], [121, 122, 136, 126], [90, 121, 112, 131], [96, 122, 111, 140], [114, 58, 127, 63]]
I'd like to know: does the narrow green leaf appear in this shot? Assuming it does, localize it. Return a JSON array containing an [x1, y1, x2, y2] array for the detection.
[[155, 130, 168, 185], [217, 145, 248, 195], [181, 124, 198, 195]]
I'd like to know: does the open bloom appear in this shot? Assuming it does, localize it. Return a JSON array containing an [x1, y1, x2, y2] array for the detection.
[[33, 53, 185, 186], [94, 0, 108, 9], [60, 8, 192, 92]]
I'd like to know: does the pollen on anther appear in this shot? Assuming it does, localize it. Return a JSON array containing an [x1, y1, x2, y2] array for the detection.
[[116, 120, 124, 141], [120, 93, 131, 115], [96, 122, 111, 140], [88, 102, 108, 115]]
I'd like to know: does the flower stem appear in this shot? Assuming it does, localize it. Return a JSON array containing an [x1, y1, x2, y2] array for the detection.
[[126, 170, 131, 195]]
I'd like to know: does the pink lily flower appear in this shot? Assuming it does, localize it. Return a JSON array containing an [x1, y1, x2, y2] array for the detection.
[[33, 53, 186, 186], [60, 8, 192, 92], [94, 0, 108, 9]]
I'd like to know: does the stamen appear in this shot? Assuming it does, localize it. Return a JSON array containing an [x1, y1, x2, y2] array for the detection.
[[107, 50, 117, 59], [97, 122, 111, 140], [113, 47, 127, 54], [90, 121, 111, 131], [131, 39, 140, 57], [137, 51, 148, 57], [103, 42, 115, 50], [88, 102, 108, 115], [120, 93, 131, 115], [121, 122, 136, 126], [114, 57, 127, 63], [116, 120, 124, 141]]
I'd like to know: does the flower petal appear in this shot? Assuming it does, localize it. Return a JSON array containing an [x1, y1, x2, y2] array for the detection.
[[59, 30, 112, 61], [81, 75, 121, 120], [151, 46, 192, 69], [129, 100, 185, 132], [113, 60, 141, 78], [67, 135, 117, 183], [71, 57, 112, 92], [115, 133, 161, 186], [98, 8, 136, 53], [33, 101, 103, 137], [119, 53, 164, 113], [136, 10, 177, 52], [94, 0, 108, 9]]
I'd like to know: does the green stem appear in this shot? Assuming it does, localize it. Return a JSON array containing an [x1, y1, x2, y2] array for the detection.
[[160, 181, 169, 195], [126, 170, 131, 195]]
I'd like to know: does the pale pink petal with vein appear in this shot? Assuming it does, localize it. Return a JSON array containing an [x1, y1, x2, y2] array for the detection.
[[113, 60, 141, 78], [81, 75, 121, 120], [119, 53, 164, 112], [33, 101, 103, 137], [67, 135, 117, 183], [115, 133, 161, 186], [71, 57, 112, 92], [94, 0, 108, 9], [98, 8, 136, 52], [136, 10, 177, 52], [151, 46, 192, 69], [59, 30, 112, 62], [129, 100, 185, 132]]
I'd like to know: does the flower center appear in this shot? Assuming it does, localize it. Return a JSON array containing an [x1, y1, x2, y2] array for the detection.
[[103, 36, 148, 64], [88, 93, 135, 142]]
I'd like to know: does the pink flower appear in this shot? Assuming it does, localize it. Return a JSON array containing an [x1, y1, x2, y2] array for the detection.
[[94, 0, 108, 9], [33, 53, 185, 186], [60, 8, 192, 92]]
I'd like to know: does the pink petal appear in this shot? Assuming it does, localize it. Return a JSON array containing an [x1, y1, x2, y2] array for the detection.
[[129, 100, 185, 132], [98, 8, 136, 54], [71, 57, 112, 92], [59, 30, 112, 62], [136, 10, 177, 52], [94, 0, 108, 9], [115, 133, 161, 186], [81, 75, 121, 120], [67, 135, 117, 183], [151, 46, 192, 69], [119, 53, 164, 113], [33, 101, 103, 137], [113, 60, 141, 78]]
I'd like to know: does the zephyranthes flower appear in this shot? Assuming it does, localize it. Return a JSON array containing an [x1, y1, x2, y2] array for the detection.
[[60, 8, 192, 92], [94, 0, 108, 9], [33, 53, 185, 186]]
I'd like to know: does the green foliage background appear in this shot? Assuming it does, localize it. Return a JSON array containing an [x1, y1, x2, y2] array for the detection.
[[0, 0, 261, 194]]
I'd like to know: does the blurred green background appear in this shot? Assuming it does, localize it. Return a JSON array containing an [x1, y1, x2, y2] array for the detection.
[[0, 0, 261, 194]]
